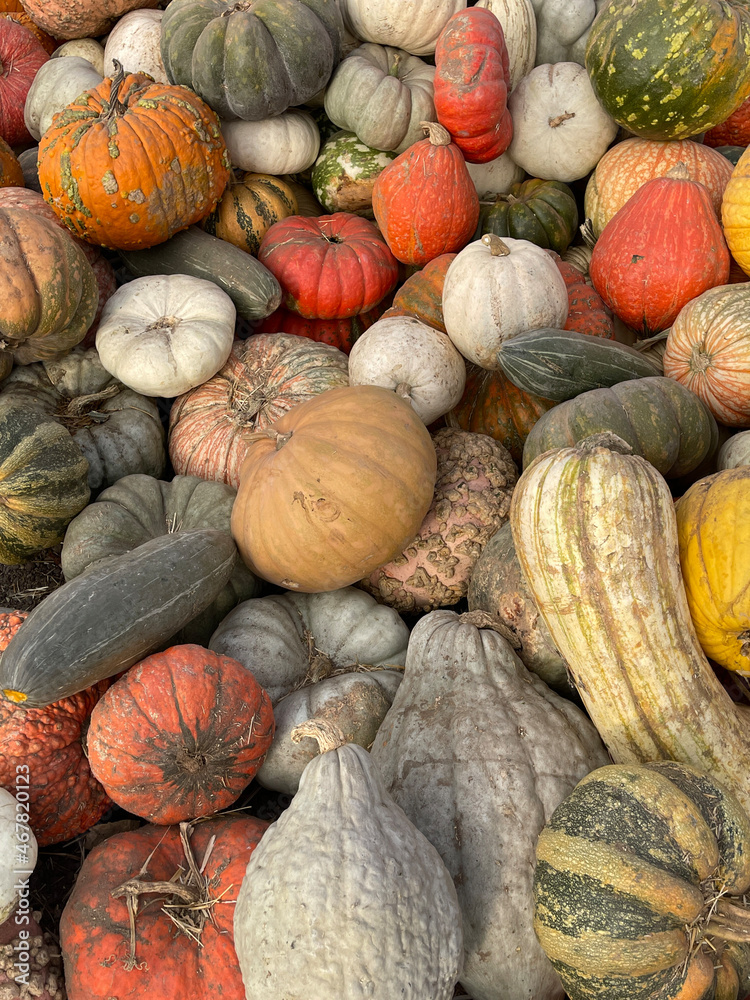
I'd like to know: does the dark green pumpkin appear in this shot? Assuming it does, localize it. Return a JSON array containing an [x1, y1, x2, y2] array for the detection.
[[118, 226, 282, 321], [0, 529, 237, 707], [160, 0, 343, 121], [496, 328, 661, 402], [716, 144, 747, 166], [477, 179, 579, 254], [585, 0, 750, 140], [522, 376, 718, 478], [0, 403, 89, 565], [534, 760, 750, 1000]]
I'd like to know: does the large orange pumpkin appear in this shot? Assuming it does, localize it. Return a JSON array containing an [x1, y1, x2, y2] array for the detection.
[[230, 385, 438, 592], [37, 63, 230, 250]]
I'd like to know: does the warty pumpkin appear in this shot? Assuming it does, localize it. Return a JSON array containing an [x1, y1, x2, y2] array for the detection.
[[37, 64, 231, 251], [230, 384, 437, 592], [201, 172, 297, 256]]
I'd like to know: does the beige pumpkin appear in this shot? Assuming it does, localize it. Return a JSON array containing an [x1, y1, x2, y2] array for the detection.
[[719, 430, 750, 470], [508, 61, 619, 182], [339, 0, 467, 56], [466, 150, 525, 200], [23, 57, 103, 141], [348, 315, 466, 424], [20, 0, 160, 40], [221, 111, 320, 176], [50, 38, 105, 75], [476, 0, 536, 91], [442, 234, 569, 369], [102, 9, 167, 82]]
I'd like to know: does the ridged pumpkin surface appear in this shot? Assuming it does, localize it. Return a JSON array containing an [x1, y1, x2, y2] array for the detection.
[[201, 172, 297, 255], [676, 467, 750, 675], [721, 146, 750, 277], [553, 257, 614, 340], [534, 760, 750, 1000], [381, 252, 456, 332], [37, 68, 230, 250], [230, 385, 437, 592], [664, 283, 750, 427], [257, 299, 390, 353]]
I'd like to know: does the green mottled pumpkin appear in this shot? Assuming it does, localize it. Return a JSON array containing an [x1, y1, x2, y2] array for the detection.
[[478, 178, 578, 254], [534, 760, 750, 1000], [0, 403, 89, 564], [311, 130, 396, 218], [585, 0, 750, 140], [201, 172, 298, 256]]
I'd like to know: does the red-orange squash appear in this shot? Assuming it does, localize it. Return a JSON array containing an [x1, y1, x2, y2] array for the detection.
[[0, 138, 22, 187], [381, 253, 457, 333], [256, 299, 390, 353], [371, 121, 480, 266], [590, 165, 731, 337], [705, 95, 750, 147], [0, 18, 48, 146], [0, 611, 111, 847], [86, 644, 274, 825], [230, 385, 438, 592], [37, 64, 230, 250], [552, 255, 615, 340], [59, 813, 268, 1000]]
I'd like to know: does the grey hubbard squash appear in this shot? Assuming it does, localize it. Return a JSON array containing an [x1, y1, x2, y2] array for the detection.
[[233, 719, 464, 998], [370, 609, 609, 1000], [510, 433, 750, 820]]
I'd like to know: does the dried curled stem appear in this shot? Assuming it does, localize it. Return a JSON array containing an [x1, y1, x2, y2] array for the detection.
[[291, 718, 348, 752]]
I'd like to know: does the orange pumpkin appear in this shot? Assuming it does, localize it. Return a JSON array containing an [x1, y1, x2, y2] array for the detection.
[[230, 385, 438, 592], [552, 255, 615, 340], [381, 253, 457, 332], [0, 136, 22, 187], [37, 63, 230, 250], [372, 121, 479, 266]]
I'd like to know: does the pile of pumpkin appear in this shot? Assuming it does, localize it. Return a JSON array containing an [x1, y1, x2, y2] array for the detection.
[[2, 0, 750, 997]]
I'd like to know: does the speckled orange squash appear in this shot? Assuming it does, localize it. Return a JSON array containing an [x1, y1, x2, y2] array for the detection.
[[37, 63, 230, 250]]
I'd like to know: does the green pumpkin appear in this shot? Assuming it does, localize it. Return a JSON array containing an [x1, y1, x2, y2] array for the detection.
[[585, 0, 750, 140], [478, 179, 579, 254], [160, 0, 344, 121], [311, 130, 397, 218], [716, 144, 747, 166]]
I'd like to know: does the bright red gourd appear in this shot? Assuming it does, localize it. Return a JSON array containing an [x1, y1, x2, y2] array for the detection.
[[372, 121, 480, 266], [0, 18, 48, 146], [589, 164, 731, 337], [86, 644, 274, 824], [257, 212, 399, 319], [433, 7, 513, 163]]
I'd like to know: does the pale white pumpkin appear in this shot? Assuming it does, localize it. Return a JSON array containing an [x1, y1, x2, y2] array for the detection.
[[95, 275, 236, 398], [348, 315, 466, 424], [340, 0, 467, 56], [442, 235, 569, 369], [465, 149, 525, 200], [50, 37, 105, 75], [530, 0, 607, 65], [508, 62, 619, 182], [221, 110, 320, 176], [476, 0, 536, 91], [23, 56, 102, 140], [718, 431, 750, 470], [0, 788, 38, 926], [324, 44, 436, 154], [103, 9, 167, 82]]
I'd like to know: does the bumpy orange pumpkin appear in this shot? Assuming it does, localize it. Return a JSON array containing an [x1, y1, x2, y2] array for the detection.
[[37, 63, 230, 250]]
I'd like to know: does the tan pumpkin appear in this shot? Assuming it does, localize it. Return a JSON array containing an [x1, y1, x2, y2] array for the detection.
[[18, 0, 160, 41], [201, 173, 297, 256]]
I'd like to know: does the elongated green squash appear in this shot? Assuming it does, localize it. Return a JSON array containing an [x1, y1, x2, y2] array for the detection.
[[119, 226, 282, 321], [509, 433, 750, 821], [0, 529, 237, 707], [496, 328, 660, 402]]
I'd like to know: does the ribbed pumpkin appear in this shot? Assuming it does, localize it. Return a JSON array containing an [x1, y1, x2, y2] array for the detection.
[[590, 165, 731, 337], [37, 64, 230, 250], [0, 18, 48, 146], [534, 760, 750, 1000], [705, 95, 750, 148], [381, 253, 456, 332], [663, 284, 750, 427], [371, 121, 479, 265], [86, 644, 274, 824], [719, 430, 750, 470], [256, 300, 389, 353], [257, 213, 399, 318], [584, 138, 734, 237], [59, 814, 268, 1000], [675, 467, 750, 675], [722, 147, 750, 277], [230, 385, 437, 592], [0, 137, 22, 188], [433, 8, 513, 163], [0, 610, 111, 847], [169, 333, 349, 488], [553, 256, 614, 340], [479, 178, 578, 254], [201, 172, 297, 256]]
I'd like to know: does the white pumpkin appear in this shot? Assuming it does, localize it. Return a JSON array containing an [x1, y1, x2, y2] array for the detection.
[[348, 315, 466, 424], [324, 44, 436, 154], [50, 37, 105, 75], [221, 110, 320, 176], [508, 61, 619, 182], [340, 0, 467, 56], [103, 9, 167, 82], [476, 0, 536, 91], [530, 0, 607, 65], [718, 431, 750, 471], [23, 56, 102, 140], [442, 235, 569, 369], [209, 586, 410, 705], [95, 275, 236, 398], [465, 150, 525, 200], [0, 787, 38, 926]]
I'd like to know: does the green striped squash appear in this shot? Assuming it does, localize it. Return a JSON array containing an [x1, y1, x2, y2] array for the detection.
[[477, 179, 579, 255], [311, 130, 397, 218], [585, 0, 750, 140], [496, 328, 661, 402], [0, 403, 89, 564], [534, 760, 750, 1000]]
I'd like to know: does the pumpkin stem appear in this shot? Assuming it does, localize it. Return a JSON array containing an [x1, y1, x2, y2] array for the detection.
[[63, 382, 120, 418], [102, 59, 129, 121], [481, 233, 511, 257], [394, 382, 412, 399], [549, 111, 576, 128], [580, 219, 597, 251], [705, 897, 750, 943], [291, 718, 348, 752], [689, 344, 712, 374], [665, 161, 691, 181], [459, 610, 522, 650], [421, 121, 452, 146], [739, 631, 750, 658]]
